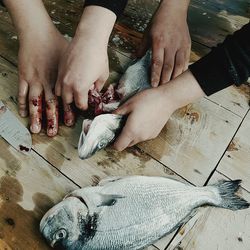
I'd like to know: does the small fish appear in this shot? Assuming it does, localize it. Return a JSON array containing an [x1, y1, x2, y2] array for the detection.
[[78, 51, 152, 159], [40, 176, 249, 250]]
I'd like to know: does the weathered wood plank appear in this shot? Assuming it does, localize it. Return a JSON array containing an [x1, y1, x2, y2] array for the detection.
[[0, 138, 77, 249], [217, 110, 250, 192], [138, 99, 242, 185], [166, 172, 250, 250], [207, 84, 250, 118]]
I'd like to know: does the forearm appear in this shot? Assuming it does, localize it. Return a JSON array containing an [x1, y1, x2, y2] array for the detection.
[[3, 0, 55, 40], [161, 70, 205, 110], [76, 6, 116, 46]]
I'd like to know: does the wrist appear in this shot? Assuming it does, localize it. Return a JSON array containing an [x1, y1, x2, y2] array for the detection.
[[160, 70, 205, 110], [76, 6, 116, 46], [160, 0, 190, 17]]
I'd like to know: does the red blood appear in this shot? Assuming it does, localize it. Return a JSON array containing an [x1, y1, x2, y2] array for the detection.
[[47, 118, 55, 130], [32, 99, 38, 106], [88, 85, 120, 115], [19, 145, 30, 152]]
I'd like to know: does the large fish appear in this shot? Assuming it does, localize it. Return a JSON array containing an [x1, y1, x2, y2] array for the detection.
[[40, 176, 249, 250], [78, 51, 152, 159]]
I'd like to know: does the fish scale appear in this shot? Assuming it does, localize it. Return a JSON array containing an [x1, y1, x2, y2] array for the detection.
[[40, 176, 249, 250]]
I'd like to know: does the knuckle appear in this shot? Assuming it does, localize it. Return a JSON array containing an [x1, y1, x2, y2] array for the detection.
[[175, 62, 183, 68], [163, 62, 174, 70], [152, 57, 163, 67]]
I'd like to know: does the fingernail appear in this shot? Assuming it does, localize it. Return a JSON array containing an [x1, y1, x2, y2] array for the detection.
[[19, 110, 27, 117], [65, 119, 74, 127], [30, 124, 40, 133], [151, 82, 157, 88], [47, 128, 57, 137]]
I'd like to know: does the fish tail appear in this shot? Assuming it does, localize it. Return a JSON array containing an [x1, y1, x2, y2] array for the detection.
[[211, 180, 249, 210]]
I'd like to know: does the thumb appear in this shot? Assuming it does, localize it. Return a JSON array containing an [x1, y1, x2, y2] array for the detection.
[[113, 102, 131, 116]]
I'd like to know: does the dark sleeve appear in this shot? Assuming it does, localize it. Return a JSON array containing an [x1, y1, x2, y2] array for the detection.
[[84, 0, 128, 17], [189, 22, 250, 96], [0, 0, 4, 6]]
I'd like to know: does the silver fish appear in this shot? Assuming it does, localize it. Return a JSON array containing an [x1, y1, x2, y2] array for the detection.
[[40, 176, 249, 250], [78, 51, 152, 159], [78, 114, 124, 159]]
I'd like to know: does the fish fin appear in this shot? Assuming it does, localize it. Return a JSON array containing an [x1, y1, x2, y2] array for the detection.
[[98, 176, 124, 186], [211, 179, 249, 210], [97, 194, 125, 207]]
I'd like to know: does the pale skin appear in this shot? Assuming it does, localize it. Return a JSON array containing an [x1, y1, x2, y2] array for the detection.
[[113, 70, 205, 151], [4, 0, 191, 138], [4, 0, 71, 136], [55, 7, 116, 111], [137, 0, 191, 87], [4, 0, 115, 136]]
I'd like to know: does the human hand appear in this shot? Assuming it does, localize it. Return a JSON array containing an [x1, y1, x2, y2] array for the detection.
[[113, 70, 205, 151], [113, 87, 174, 150], [55, 6, 116, 110], [5, 0, 73, 136], [18, 29, 70, 136], [137, 0, 191, 86]]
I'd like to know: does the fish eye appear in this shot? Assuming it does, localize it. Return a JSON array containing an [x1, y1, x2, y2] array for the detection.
[[98, 140, 107, 149], [55, 228, 67, 240]]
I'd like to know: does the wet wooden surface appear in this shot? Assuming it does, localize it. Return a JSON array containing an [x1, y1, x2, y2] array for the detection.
[[0, 0, 249, 249]]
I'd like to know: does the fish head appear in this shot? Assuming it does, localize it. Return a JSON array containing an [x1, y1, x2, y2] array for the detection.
[[117, 50, 152, 101], [78, 114, 124, 159], [40, 196, 89, 249]]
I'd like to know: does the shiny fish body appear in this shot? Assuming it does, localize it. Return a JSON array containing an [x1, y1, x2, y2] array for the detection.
[[40, 176, 249, 250], [78, 51, 152, 159]]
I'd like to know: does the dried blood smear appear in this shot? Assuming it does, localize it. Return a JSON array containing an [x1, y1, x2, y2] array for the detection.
[[47, 118, 56, 130], [88, 85, 120, 115]]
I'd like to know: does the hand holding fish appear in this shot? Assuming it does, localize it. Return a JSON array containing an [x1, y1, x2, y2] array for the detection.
[[4, 0, 70, 137], [114, 70, 205, 151], [137, 0, 191, 86], [113, 87, 174, 151], [55, 6, 116, 111]]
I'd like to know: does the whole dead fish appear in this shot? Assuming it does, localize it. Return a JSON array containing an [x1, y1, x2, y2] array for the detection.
[[78, 51, 151, 159], [40, 176, 249, 250]]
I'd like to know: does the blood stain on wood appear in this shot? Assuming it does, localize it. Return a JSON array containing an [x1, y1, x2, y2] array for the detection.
[[91, 175, 101, 186], [227, 140, 239, 152]]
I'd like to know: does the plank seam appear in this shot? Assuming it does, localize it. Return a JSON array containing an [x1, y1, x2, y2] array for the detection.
[[31, 148, 81, 188], [215, 170, 250, 194], [204, 96, 245, 118], [203, 108, 250, 187], [135, 146, 195, 186]]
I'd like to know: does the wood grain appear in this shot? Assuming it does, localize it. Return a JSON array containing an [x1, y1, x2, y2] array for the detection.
[[217, 111, 250, 192]]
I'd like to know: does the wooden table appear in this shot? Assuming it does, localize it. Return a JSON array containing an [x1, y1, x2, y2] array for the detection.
[[0, 0, 249, 249]]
